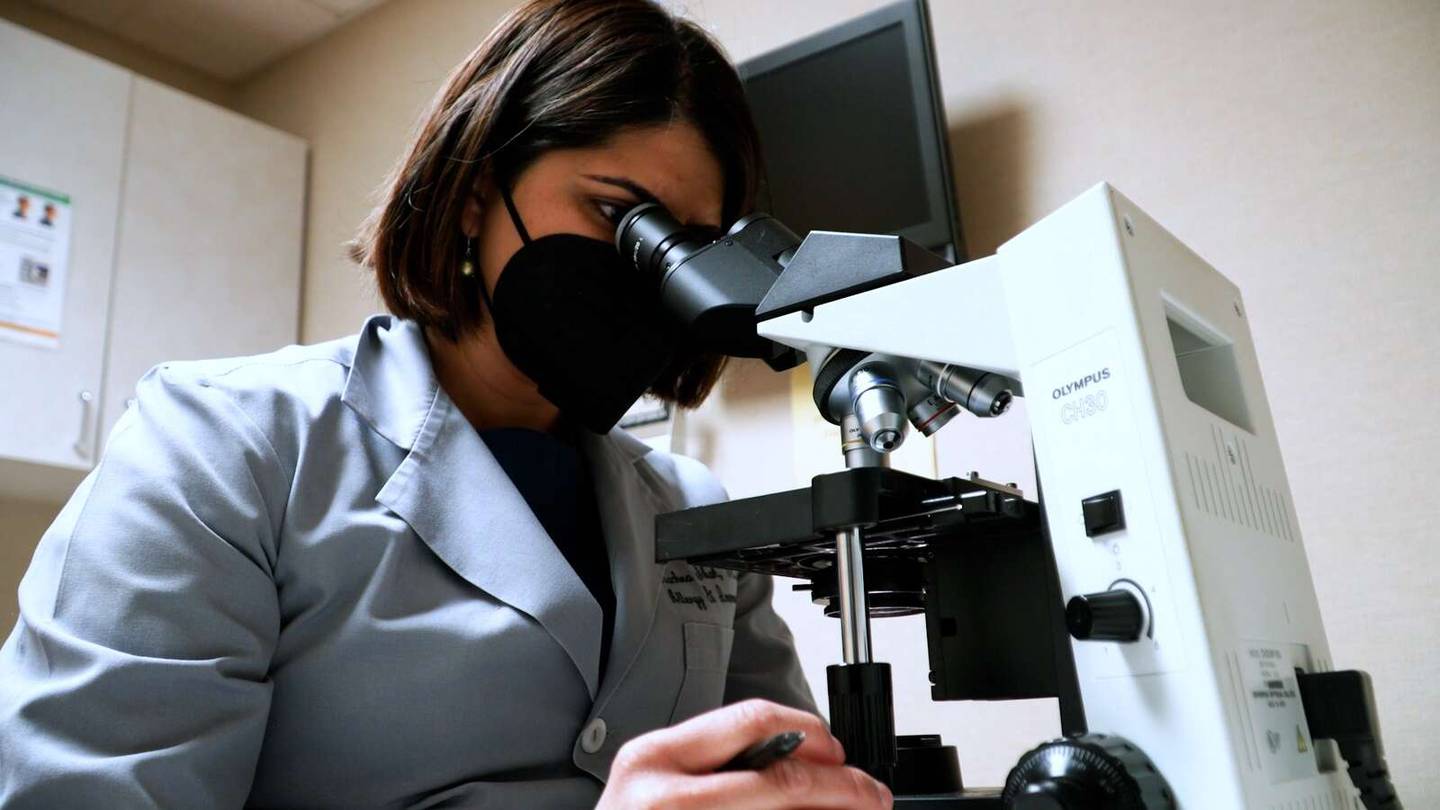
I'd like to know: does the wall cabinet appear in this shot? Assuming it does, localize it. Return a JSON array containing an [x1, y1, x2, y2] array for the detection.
[[0, 21, 306, 503], [0, 21, 129, 494]]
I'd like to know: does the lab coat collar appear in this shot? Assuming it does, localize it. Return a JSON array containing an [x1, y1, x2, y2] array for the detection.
[[344, 314, 674, 702], [579, 429, 669, 714], [341, 315, 437, 450]]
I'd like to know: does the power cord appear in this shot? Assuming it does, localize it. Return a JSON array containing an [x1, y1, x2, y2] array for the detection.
[[1297, 670, 1402, 810]]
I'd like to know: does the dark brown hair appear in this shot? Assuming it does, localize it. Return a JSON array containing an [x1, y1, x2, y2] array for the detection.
[[351, 0, 760, 407]]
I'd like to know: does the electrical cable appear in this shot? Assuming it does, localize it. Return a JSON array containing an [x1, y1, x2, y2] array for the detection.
[[1298, 670, 1403, 810]]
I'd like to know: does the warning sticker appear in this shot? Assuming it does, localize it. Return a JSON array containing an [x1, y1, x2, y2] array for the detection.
[[1240, 644, 1316, 784]]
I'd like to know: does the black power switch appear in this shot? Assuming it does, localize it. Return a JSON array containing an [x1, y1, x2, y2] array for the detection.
[[1081, 490, 1124, 537]]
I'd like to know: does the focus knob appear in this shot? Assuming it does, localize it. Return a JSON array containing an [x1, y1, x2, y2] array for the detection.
[[1066, 589, 1144, 642], [1012, 777, 1106, 809], [1003, 733, 1175, 810]]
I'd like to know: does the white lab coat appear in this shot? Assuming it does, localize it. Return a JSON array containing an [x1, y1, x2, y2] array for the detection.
[[0, 314, 814, 809]]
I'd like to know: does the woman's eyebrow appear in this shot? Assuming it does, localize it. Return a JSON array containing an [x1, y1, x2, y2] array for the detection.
[[583, 174, 659, 203], [583, 174, 722, 231]]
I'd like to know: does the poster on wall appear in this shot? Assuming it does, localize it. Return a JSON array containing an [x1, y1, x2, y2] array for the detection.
[[0, 175, 72, 350]]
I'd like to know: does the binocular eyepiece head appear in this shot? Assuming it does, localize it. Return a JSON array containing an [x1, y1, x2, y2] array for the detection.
[[613, 201, 802, 369]]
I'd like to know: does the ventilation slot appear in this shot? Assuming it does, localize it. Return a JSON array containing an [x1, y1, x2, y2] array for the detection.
[[1183, 426, 1294, 541]]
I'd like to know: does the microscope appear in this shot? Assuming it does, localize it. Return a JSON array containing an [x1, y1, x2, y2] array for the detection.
[[616, 183, 1401, 809]]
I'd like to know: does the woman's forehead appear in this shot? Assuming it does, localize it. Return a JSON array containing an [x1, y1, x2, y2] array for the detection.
[[574, 123, 725, 225]]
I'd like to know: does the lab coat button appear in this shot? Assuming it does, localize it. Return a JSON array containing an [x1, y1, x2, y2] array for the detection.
[[581, 717, 607, 753]]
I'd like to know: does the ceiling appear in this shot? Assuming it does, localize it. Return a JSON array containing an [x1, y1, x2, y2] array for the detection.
[[25, 0, 393, 80]]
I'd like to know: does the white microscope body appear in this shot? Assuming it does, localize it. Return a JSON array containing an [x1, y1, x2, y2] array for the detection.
[[759, 183, 1359, 808]]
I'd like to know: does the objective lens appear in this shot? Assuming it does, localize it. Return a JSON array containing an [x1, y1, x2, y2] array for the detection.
[[849, 364, 908, 455], [908, 393, 959, 436], [917, 361, 1016, 419]]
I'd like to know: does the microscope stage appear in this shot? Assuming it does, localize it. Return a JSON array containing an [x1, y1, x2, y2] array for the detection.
[[655, 467, 1041, 581]]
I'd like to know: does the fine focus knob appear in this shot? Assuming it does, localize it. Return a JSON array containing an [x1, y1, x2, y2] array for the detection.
[[1003, 733, 1175, 810], [1066, 590, 1144, 642]]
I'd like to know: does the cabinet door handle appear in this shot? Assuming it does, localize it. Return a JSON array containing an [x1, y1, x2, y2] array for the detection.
[[73, 389, 94, 458]]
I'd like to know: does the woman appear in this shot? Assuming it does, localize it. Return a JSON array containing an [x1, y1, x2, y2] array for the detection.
[[0, 1, 892, 808]]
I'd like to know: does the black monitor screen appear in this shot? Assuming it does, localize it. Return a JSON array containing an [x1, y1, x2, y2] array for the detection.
[[744, 22, 932, 239]]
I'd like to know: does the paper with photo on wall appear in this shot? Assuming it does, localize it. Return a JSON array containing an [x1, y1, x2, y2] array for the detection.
[[0, 174, 72, 350]]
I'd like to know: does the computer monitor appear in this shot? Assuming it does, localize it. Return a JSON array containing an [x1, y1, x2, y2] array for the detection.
[[740, 0, 964, 260]]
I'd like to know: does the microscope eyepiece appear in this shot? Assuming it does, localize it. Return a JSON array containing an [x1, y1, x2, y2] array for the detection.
[[611, 200, 803, 369], [615, 202, 715, 283]]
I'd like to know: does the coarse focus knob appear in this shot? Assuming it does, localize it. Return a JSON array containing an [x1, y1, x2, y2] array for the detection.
[[1003, 733, 1175, 810], [827, 663, 897, 786], [1066, 590, 1144, 642]]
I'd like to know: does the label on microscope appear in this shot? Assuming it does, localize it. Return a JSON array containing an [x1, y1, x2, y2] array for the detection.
[[1240, 643, 1317, 784]]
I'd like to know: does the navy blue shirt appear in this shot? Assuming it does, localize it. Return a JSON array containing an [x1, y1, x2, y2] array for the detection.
[[479, 426, 615, 673]]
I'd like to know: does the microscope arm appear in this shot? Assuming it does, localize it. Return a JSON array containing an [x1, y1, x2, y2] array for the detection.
[[757, 254, 1021, 380]]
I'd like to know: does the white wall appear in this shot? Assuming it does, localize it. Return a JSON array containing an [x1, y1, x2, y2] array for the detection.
[[236, 0, 521, 343], [0, 0, 235, 106]]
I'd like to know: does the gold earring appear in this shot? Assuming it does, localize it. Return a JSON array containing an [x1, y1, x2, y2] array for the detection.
[[460, 238, 476, 277]]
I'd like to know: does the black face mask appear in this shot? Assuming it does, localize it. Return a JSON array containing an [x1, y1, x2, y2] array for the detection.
[[475, 187, 679, 434]]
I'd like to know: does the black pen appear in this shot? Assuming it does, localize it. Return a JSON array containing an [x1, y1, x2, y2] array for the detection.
[[717, 730, 806, 772]]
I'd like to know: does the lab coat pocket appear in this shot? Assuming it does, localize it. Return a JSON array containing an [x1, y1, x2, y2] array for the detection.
[[667, 621, 735, 725]]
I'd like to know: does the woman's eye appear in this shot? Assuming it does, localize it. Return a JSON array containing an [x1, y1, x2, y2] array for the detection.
[[595, 199, 629, 226]]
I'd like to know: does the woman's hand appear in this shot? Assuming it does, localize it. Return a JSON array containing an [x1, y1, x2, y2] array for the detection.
[[596, 699, 893, 809]]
